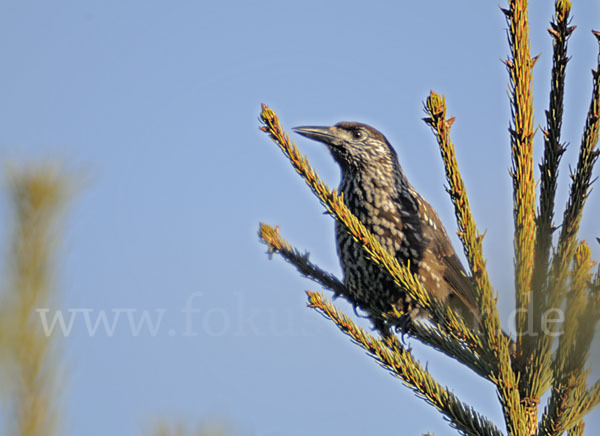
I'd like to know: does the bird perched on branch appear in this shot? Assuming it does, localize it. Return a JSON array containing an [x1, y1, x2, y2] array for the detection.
[[293, 122, 480, 333]]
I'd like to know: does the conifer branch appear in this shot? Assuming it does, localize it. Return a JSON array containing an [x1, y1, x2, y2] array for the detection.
[[306, 291, 505, 436], [2, 166, 68, 436], [529, 0, 572, 350], [258, 223, 346, 297], [259, 105, 481, 349], [503, 0, 538, 347], [422, 92, 504, 343], [535, 0, 572, 285], [502, 1, 541, 433]]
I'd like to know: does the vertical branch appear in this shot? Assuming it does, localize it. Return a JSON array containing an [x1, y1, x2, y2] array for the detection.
[[423, 93, 497, 328], [503, 1, 538, 434], [531, 0, 572, 334], [1, 166, 68, 436], [503, 0, 538, 343]]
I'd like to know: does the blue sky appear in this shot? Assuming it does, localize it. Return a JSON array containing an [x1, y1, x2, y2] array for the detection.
[[1, 1, 599, 435]]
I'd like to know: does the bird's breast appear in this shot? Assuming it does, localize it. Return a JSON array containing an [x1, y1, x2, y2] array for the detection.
[[338, 176, 411, 254]]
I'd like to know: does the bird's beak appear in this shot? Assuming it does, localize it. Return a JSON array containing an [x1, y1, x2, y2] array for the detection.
[[292, 126, 335, 143]]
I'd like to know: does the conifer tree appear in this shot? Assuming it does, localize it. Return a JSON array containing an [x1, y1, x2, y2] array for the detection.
[[258, 2, 600, 435]]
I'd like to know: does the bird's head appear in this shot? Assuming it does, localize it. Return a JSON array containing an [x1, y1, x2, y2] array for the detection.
[[293, 122, 399, 174]]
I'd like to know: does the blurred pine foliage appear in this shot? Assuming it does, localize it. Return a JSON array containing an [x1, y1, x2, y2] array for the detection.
[[0, 165, 68, 436]]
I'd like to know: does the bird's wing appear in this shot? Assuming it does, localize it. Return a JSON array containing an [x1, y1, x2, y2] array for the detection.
[[422, 202, 481, 324], [440, 248, 480, 318]]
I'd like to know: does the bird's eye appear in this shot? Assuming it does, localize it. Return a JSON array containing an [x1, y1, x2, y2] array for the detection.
[[353, 130, 363, 139]]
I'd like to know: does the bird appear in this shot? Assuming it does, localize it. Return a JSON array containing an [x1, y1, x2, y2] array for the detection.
[[293, 122, 481, 335]]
